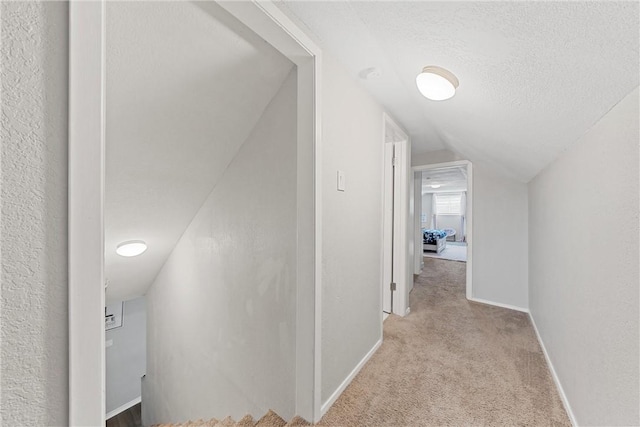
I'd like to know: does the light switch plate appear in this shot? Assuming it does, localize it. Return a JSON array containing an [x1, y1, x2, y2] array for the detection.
[[105, 339, 113, 348], [337, 170, 346, 191]]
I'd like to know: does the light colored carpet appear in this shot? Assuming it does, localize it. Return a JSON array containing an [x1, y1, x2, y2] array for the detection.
[[318, 257, 570, 426], [423, 244, 467, 262]]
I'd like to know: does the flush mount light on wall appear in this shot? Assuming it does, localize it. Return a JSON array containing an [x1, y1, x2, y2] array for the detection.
[[116, 240, 148, 257], [416, 66, 459, 101]]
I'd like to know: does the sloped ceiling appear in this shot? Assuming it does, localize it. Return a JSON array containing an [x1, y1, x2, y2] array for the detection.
[[277, 1, 639, 181], [105, 2, 293, 303]]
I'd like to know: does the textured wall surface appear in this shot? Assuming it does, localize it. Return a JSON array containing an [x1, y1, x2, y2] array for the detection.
[[1, 2, 69, 426], [529, 87, 639, 426], [142, 71, 297, 425], [321, 54, 384, 404]]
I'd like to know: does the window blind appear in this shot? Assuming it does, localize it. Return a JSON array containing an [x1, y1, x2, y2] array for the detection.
[[436, 193, 463, 215]]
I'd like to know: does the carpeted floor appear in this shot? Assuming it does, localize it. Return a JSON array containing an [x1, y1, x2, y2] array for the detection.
[[319, 257, 570, 426], [423, 243, 467, 262]]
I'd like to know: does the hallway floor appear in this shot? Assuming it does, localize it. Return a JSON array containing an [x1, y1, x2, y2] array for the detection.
[[319, 257, 570, 426]]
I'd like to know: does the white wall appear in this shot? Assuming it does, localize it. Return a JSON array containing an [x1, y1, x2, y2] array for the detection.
[[106, 297, 146, 415], [142, 71, 298, 424], [529, 87, 639, 426], [413, 149, 463, 166], [473, 166, 528, 308], [0, 2, 69, 424], [321, 54, 384, 405], [413, 152, 529, 309], [422, 193, 433, 228]]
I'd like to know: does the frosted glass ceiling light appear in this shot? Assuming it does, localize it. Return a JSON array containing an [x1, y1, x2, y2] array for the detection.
[[116, 240, 147, 257], [431, 184, 441, 188], [416, 66, 459, 101]]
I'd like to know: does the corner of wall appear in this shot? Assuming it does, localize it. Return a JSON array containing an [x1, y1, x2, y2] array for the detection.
[[528, 312, 578, 426]]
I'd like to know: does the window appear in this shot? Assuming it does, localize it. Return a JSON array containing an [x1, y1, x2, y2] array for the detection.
[[435, 193, 463, 215]]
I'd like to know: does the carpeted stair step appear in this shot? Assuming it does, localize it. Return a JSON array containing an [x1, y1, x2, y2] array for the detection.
[[255, 410, 287, 427], [235, 415, 255, 427], [284, 415, 311, 426], [153, 419, 217, 427], [152, 410, 305, 427], [213, 416, 235, 427]]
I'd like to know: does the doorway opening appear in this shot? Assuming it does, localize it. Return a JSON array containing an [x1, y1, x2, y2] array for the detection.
[[381, 114, 410, 319], [103, 3, 302, 424], [413, 161, 473, 300], [69, 1, 321, 425]]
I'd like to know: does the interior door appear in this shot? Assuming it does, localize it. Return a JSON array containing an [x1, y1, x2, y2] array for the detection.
[[383, 140, 408, 314], [414, 171, 423, 276], [392, 141, 407, 313], [382, 143, 394, 313]]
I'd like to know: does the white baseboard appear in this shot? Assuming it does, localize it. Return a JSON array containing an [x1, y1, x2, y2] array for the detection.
[[468, 297, 529, 313], [106, 396, 141, 420], [320, 338, 382, 416], [529, 314, 577, 427]]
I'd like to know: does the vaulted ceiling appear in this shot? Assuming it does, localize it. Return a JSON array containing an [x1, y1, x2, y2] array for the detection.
[[276, 1, 639, 181], [105, 2, 293, 303], [104, 1, 638, 302]]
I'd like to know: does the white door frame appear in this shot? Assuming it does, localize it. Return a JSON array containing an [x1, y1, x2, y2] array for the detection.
[[381, 113, 411, 319], [413, 160, 473, 300], [413, 171, 423, 275], [68, 1, 323, 424]]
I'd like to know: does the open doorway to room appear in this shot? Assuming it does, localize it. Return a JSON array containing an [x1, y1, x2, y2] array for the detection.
[[413, 161, 473, 300], [69, 2, 320, 426], [421, 165, 468, 261], [103, 2, 301, 425]]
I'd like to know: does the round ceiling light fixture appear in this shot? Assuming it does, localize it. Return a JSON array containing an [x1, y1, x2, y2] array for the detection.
[[116, 240, 148, 257], [416, 66, 459, 101], [431, 184, 441, 189]]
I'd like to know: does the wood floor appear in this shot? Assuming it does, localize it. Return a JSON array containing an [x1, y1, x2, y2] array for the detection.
[[107, 403, 142, 427]]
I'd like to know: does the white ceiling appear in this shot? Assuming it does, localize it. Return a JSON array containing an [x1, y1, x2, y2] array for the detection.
[[105, 2, 293, 303], [421, 166, 467, 194], [276, 1, 639, 181]]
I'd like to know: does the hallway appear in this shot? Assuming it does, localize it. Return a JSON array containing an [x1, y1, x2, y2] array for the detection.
[[319, 258, 570, 426]]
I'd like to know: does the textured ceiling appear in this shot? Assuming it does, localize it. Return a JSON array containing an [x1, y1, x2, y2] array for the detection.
[[421, 166, 467, 194], [105, 2, 293, 302], [276, 1, 639, 181]]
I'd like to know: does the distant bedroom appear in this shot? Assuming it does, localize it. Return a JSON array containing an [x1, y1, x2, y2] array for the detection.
[[421, 165, 468, 262]]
